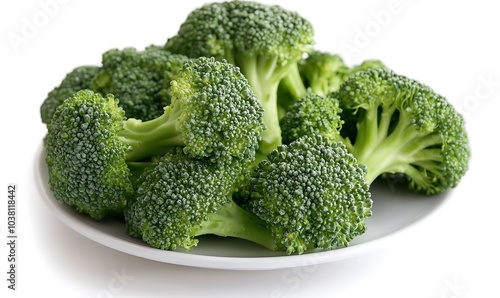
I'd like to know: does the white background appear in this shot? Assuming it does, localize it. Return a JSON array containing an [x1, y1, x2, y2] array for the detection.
[[1, 0, 499, 297]]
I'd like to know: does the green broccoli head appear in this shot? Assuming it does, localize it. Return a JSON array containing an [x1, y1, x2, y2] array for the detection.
[[44, 90, 133, 220], [298, 51, 386, 97], [225, 1, 314, 67], [164, 2, 230, 61], [92, 46, 189, 120], [119, 56, 265, 161], [249, 134, 372, 254], [165, 1, 313, 70], [278, 51, 386, 115], [165, 0, 315, 156], [298, 51, 350, 97], [40, 66, 100, 124], [280, 92, 344, 145], [336, 67, 470, 194], [125, 148, 275, 251], [348, 59, 386, 74], [124, 149, 232, 249]]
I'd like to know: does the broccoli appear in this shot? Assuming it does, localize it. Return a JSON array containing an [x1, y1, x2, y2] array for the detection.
[[348, 59, 386, 76], [164, 0, 314, 156], [125, 148, 276, 251], [276, 62, 310, 117], [248, 134, 372, 254], [118, 56, 265, 161], [299, 51, 385, 97], [92, 46, 189, 121], [278, 51, 385, 116], [40, 65, 100, 124], [278, 52, 347, 110], [44, 57, 265, 219], [44, 90, 133, 220], [280, 68, 470, 194], [40, 47, 189, 124], [280, 92, 344, 145], [297, 51, 350, 97]]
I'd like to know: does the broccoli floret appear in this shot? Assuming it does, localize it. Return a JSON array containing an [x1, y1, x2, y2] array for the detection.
[[280, 92, 344, 145], [298, 51, 350, 97], [165, 0, 314, 156], [44, 90, 133, 220], [40, 47, 189, 124], [44, 57, 265, 220], [277, 62, 309, 111], [125, 148, 276, 251], [92, 46, 189, 121], [280, 68, 470, 194], [118, 56, 265, 161], [278, 51, 348, 109], [278, 51, 385, 115], [40, 66, 100, 124], [337, 68, 470, 194], [248, 134, 372, 254], [348, 59, 386, 75], [298, 51, 386, 97]]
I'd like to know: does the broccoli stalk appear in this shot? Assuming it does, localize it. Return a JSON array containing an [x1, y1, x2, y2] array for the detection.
[[235, 55, 287, 155], [194, 199, 276, 251], [345, 100, 443, 186], [118, 104, 185, 162], [276, 63, 308, 119], [279, 63, 308, 102]]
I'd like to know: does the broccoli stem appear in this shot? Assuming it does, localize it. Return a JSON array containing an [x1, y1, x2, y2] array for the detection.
[[119, 104, 185, 161], [351, 106, 443, 185], [259, 91, 282, 154], [237, 54, 284, 156], [308, 78, 326, 97], [280, 63, 308, 102], [277, 63, 308, 120], [196, 200, 277, 251]]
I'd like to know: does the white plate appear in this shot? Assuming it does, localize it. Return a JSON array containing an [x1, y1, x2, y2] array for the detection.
[[35, 143, 449, 270]]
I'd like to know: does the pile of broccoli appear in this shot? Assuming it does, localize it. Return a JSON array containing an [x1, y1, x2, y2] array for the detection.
[[40, 0, 470, 255]]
